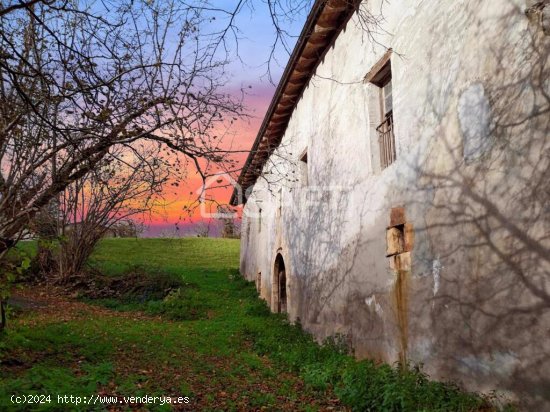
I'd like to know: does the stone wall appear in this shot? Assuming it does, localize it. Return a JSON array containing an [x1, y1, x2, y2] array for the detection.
[[240, 0, 550, 408]]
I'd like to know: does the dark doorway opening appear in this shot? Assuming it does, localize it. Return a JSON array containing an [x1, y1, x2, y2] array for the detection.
[[274, 254, 287, 313]]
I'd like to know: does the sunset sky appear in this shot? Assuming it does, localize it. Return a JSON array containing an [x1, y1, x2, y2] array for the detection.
[[144, 4, 307, 237]]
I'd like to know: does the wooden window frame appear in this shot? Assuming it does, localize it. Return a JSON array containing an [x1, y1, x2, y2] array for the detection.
[[365, 49, 396, 170]]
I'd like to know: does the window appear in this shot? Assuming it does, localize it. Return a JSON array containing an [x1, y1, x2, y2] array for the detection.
[[299, 150, 308, 186], [366, 51, 396, 170], [385, 207, 414, 272]]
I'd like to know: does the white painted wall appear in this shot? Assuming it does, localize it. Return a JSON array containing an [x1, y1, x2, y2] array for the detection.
[[241, 0, 550, 407]]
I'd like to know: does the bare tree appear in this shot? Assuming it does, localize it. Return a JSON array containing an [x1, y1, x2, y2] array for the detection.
[[0, 0, 244, 257], [51, 144, 168, 281]]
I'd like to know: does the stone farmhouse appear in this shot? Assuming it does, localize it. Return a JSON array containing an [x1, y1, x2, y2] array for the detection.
[[231, 0, 549, 407]]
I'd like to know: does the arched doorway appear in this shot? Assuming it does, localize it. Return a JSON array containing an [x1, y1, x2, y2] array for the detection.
[[273, 253, 287, 313]]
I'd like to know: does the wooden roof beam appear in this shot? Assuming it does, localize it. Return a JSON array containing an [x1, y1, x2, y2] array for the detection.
[[314, 23, 336, 33], [302, 42, 325, 59], [297, 55, 318, 66], [285, 82, 304, 95], [273, 102, 294, 112], [317, 12, 342, 28]]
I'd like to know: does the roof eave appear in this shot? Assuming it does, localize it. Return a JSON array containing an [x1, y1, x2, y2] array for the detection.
[[230, 0, 361, 206]]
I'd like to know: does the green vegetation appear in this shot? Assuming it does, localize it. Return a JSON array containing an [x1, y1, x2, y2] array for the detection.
[[0, 238, 505, 411]]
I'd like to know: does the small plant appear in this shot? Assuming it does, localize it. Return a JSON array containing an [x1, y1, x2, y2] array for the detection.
[[153, 287, 212, 320], [0, 250, 30, 331]]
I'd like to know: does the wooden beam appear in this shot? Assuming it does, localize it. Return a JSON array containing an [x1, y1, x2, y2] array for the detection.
[[302, 42, 324, 59], [296, 55, 318, 68], [364, 49, 393, 83], [285, 82, 303, 95], [314, 23, 336, 33]]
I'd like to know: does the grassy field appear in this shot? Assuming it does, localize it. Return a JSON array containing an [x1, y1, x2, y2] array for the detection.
[[0, 238, 501, 411]]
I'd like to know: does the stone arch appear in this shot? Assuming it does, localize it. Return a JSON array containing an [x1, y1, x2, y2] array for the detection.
[[272, 253, 287, 313]]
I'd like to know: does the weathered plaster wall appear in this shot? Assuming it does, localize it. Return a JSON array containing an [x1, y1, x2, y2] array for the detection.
[[240, 0, 550, 408]]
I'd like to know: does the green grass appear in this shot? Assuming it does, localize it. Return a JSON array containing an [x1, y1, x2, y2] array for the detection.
[[91, 237, 240, 279], [0, 238, 505, 411]]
